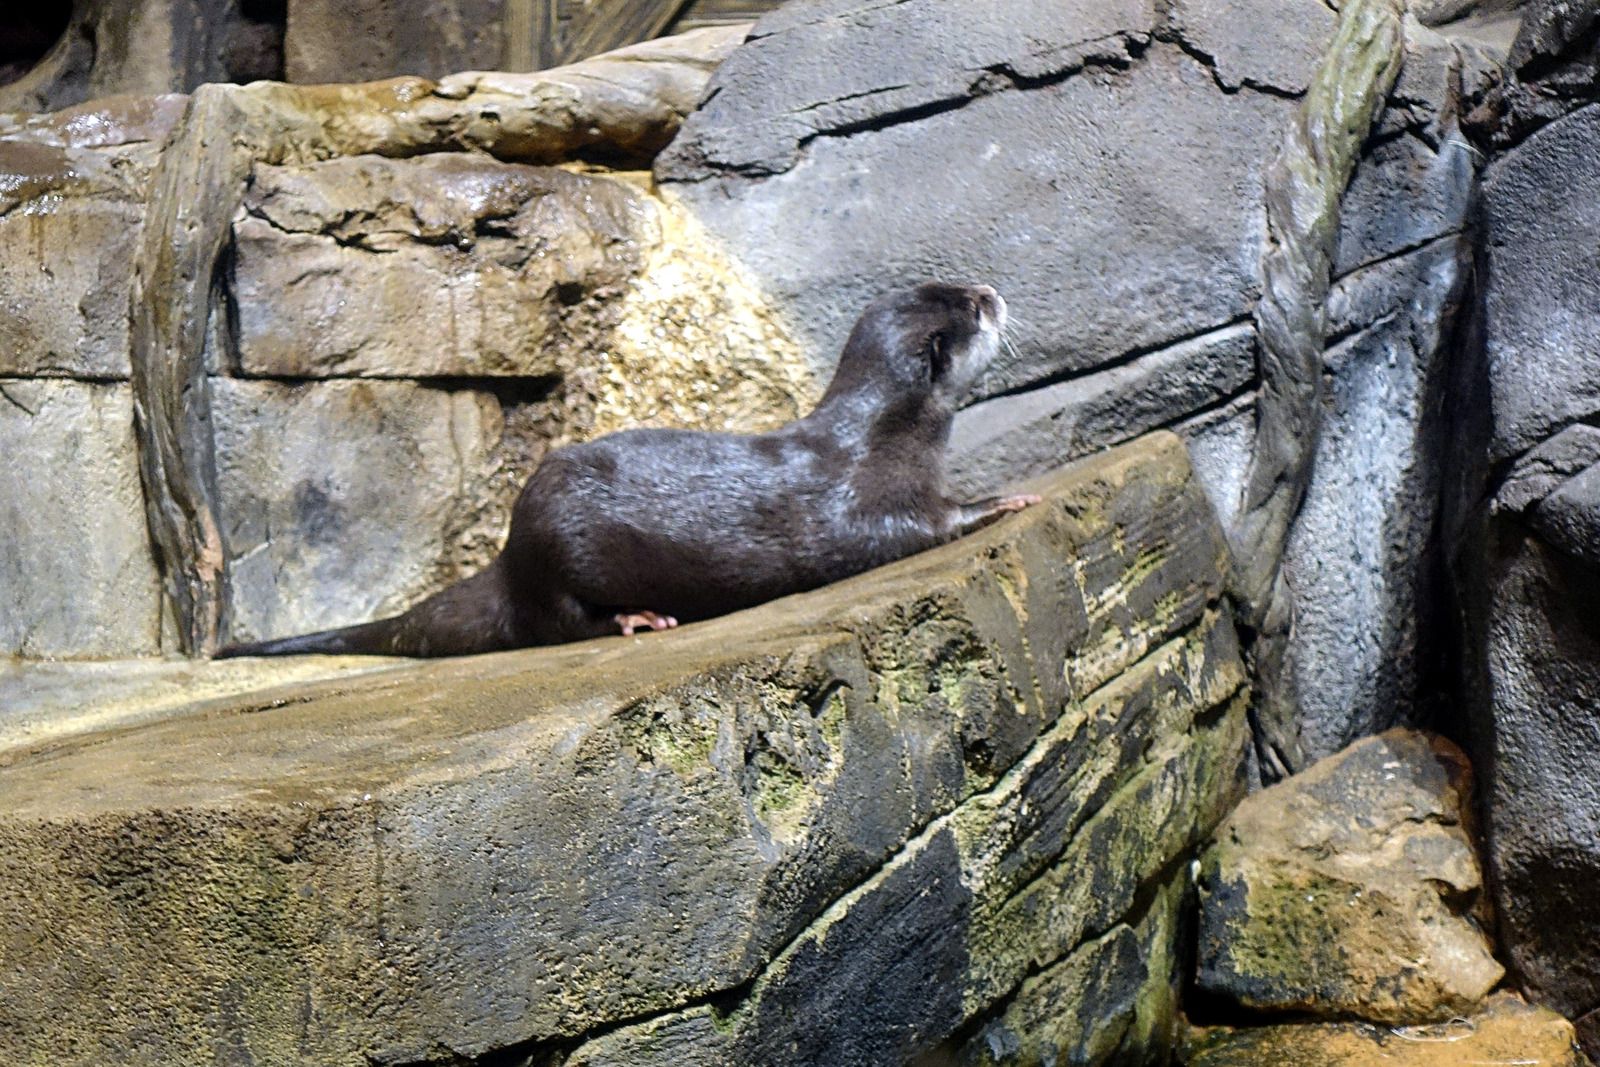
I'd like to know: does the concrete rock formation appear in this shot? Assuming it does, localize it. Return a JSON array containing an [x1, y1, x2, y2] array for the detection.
[[0, 434, 1250, 1067], [1196, 730, 1502, 1024]]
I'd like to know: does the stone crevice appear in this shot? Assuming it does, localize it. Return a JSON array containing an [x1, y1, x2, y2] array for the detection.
[[0, 381, 38, 416], [1156, 29, 1308, 101]]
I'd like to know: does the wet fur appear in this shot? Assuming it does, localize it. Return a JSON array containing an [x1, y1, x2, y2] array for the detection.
[[217, 283, 1009, 658]]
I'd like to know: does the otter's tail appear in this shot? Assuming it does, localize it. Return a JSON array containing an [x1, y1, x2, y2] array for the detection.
[[214, 558, 520, 659]]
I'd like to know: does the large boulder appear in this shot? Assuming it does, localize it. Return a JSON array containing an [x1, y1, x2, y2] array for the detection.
[[0, 433, 1249, 1066], [1196, 730, 1502, 1024]]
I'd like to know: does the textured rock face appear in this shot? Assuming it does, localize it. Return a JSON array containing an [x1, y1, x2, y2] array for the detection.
[[658, 0, 1493, 766], [211, 379, 504, 644], [0, 99, 183, 378], [0, 381, 163, 658], [231, 156, 655, 378], [0, 434, 1249, 1067], [285, 0, 504, 83], [0, 27, 809, 658], [1185, 993, 1592, 1067], [1196, 730, 1502, 1024], [1462, 63, 1600, 1050]]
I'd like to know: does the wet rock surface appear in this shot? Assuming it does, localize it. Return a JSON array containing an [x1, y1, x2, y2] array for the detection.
[[1196, 729, 1502, 1023], [0, 101, 180, 379], [0, 434, 1249, 1067]]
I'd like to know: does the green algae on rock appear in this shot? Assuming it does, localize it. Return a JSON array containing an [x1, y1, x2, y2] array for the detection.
[[1196, 729, 1502, 1024]]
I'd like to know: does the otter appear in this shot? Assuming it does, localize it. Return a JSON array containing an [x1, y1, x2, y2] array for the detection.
[[217, 282, 1038, 658]]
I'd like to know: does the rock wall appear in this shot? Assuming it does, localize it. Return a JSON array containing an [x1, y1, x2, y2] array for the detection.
[[1454, 7, 1600, 1053], [0, 434, 1250, 1067], [656, 0, 1501, 766], [0, 0, 1511, 779], [0, 0, 788, 114], [0, 27, 815, 658]]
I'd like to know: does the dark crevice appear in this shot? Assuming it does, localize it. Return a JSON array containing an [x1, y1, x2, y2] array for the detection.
[[1158, 382, 1259, 437], [224, 0, 286, 84], [0, 0, 72, 88], [670, 31, 1151, 184], [1330, 228, 1468, 298], [1156, 28, 1306, 101], [0, 382, 38, 416], [804, 37, 1147, 147], [210, 371, 565, 402], [380, 974, 761, 1067]]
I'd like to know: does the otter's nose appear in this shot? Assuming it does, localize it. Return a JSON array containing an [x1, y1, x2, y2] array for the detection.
[[973, 285, 1006, 330]]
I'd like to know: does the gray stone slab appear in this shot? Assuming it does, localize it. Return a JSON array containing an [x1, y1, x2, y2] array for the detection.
[[946, 322, 1256, 498], [1474, 535, 1600, 1028], [211, 378, 504, 645], [1286, 236, 1469, 761], [1481, 103, 1600, 461], [1167, 0, 1335, 95], [1174, 394, 1256, 534], [660, 2, 1286, 394], [0, 380, 162, 657]]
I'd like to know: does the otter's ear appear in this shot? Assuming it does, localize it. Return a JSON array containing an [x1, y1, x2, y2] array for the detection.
[[928, 333, 950, 381]]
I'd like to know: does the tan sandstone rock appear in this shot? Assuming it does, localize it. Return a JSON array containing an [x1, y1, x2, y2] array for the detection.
[[1196, 728, 1503, 1023], [230, 156, 656, 379], [1185, 992, 1593, 1067], [0, 102, 178, 379]]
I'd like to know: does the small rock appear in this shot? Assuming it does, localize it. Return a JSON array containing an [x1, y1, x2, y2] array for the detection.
[[1184, 992, 1593, 1066], [1196, 728, 1503, 1023]]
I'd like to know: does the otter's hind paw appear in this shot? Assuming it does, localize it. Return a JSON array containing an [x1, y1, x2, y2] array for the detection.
[[615, 611, 679, 636]]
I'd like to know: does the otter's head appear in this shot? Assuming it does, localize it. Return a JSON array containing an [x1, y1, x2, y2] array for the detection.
[[825, 282, 1007, 413]]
